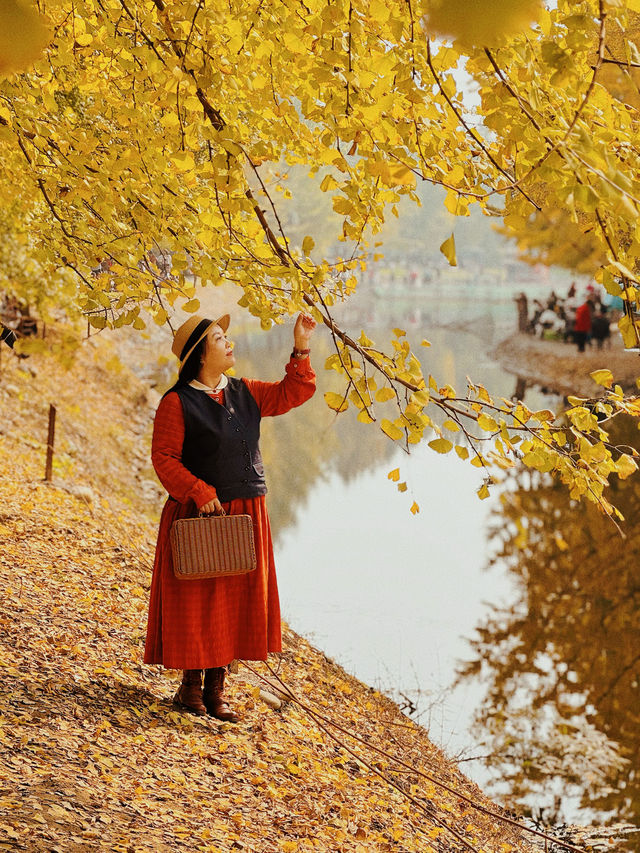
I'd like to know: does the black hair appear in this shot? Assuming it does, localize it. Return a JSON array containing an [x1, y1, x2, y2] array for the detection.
[[165, 337, 207, 395]]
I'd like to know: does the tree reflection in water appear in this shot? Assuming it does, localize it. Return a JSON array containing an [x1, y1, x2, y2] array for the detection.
[[458, 412, 640, 835]]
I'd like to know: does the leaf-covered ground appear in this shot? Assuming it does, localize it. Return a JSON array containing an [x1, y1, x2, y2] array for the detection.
[[0, 341, 544, 853]]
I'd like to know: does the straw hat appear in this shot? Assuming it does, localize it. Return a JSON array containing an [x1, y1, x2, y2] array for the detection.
[[172, 313, 230, 372]]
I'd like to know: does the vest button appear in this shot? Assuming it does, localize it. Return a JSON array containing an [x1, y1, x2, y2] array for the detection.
[[242, 478, 248, 484], [235, 427, 240, 432], [245, 465, 250, 471]]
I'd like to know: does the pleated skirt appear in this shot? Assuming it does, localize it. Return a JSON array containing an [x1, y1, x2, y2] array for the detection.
[[143, 495, 282, 669]]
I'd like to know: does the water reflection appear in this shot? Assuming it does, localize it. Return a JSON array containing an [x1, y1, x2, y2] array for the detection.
[[457, 413, 640, 839], [231, 330, 396, 537], [232, 323, 558, 538], [242, 319, 640, 839]]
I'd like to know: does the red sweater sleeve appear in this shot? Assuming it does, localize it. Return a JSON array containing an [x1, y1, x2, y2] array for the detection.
[[242, 355, 316, 417], [151, 392, 218, 509]]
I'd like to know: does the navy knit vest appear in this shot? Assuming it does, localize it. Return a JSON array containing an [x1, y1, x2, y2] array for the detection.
[[173, 378, 266, 503]]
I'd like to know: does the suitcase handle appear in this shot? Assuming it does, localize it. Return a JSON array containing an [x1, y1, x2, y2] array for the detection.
[[198, 507, 226, 518]]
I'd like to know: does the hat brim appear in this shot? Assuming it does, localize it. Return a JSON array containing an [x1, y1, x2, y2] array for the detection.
[[178, 313, 230, 373]]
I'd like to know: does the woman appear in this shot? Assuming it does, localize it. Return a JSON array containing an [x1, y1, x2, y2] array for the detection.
[[144, 311, 316, 721]]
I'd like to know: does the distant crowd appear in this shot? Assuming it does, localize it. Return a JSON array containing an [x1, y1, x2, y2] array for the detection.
[[514, 282, 621, 353]]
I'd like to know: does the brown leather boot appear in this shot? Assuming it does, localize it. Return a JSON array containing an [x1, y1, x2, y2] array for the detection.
[[203, 667, 239, 722], [173, 669, 207, 716]]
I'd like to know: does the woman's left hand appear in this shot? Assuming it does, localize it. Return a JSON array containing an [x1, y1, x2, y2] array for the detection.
[[294, 313, 316, 349]]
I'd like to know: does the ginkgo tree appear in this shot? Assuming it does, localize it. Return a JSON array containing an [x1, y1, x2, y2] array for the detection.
[[2, 0, 640, 520]]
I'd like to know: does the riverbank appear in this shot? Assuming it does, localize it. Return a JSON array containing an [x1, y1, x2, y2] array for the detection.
[[492, 332, 640, 397], [2, 334, 638, 851], [0, 339, 546, 853]]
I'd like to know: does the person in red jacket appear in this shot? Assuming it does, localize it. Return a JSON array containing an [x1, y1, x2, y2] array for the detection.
[[573, 298, 594, 353], [145, 312, 316, 720]]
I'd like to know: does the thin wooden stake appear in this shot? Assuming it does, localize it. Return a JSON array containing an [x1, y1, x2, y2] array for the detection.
[[44, 404, 56, 481]]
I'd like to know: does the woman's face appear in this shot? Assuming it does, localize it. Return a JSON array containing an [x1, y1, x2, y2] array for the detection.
[[202, 324, 234, 374]]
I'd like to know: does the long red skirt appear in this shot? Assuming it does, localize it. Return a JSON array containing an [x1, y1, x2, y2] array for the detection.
[[144, 495, 282, 669]]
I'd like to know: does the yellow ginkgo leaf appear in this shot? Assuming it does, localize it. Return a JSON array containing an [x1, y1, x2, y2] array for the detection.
[[357, 409, 375, 423], [590, 368, 614, 389], [477, 413, 499, 432], [171, 151, 195, 172], [324, 391, 348, 412], [375, 387, 395, 403], [439, 233, 457, 267], [386, 163, 416, 188], [616, 453, 638, 480], [381, 419, 403, 440], [428, 438, 453, 454], [618, 314, 640, 350]]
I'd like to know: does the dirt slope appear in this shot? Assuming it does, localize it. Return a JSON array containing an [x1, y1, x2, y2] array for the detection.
[[0, 340, 547, 853]]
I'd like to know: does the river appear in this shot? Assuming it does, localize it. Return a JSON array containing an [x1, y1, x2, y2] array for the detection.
[[151, 277, 640, 844]]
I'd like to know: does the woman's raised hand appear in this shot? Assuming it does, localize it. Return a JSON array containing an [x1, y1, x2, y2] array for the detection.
[[294, 313, 316, 349]]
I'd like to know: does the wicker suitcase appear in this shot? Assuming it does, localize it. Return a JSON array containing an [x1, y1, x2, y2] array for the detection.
[[170, 513, 257, 579]]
